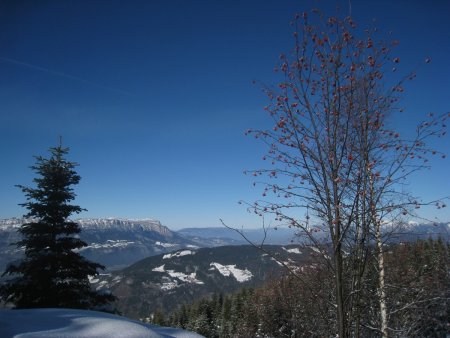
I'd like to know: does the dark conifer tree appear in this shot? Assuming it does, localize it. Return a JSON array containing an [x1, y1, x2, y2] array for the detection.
[[1, 144, 114, 309]]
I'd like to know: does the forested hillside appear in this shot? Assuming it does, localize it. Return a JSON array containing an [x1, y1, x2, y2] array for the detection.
[[90, 244, 313, 319], [153, 239, 449, 338]]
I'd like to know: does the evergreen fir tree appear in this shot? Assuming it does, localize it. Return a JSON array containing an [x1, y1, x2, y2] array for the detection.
[[0, 144, 115, 309]]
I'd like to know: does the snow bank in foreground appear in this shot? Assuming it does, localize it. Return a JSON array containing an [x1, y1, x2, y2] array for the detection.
[[0, 308, 203, 338]]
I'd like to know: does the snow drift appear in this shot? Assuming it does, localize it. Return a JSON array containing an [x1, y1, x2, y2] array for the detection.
[[0, 308, 203, 338]]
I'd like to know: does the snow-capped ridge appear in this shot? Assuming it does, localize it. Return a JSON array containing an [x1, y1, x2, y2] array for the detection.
[[76, 218, 168, 233], [0, 217, 169, 233]]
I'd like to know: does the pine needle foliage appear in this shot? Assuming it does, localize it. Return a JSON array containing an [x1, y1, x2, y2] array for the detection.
[[1, 144, 115, 309]]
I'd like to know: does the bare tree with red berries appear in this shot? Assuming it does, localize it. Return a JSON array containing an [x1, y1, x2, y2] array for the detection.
[[239, 9, 447, 337]]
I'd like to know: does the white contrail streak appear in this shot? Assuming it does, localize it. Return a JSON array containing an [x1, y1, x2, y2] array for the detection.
[[0, 56, 132, 96]]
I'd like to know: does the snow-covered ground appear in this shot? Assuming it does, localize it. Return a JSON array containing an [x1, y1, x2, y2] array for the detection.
[[163, 250, 195, 260], [78, 240, 136, 251], [151, 264, 204, 290], [209, 262, 253, 282], [0, 308, 203, 338], [155, 241, 178, 248], [284, 247, 302, 254]]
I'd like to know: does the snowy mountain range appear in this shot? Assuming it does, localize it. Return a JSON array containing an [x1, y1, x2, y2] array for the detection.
[[0, 218, 197, 272], [0, 217, 447, 273], [0, 218, 297, 272]]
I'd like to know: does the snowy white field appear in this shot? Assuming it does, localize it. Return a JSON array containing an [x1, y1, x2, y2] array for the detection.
[[0, 308, 204, 338]]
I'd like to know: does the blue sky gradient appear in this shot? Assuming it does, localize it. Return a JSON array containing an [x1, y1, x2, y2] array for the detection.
[[0, 0, 449, 229]]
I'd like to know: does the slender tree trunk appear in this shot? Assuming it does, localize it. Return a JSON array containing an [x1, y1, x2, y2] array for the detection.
[[368, 169, 388, 338], [335, 242, 347, 338], [375, 220, 388, 337], [352, 219, 366, 338], [333, 211, 347, 337]]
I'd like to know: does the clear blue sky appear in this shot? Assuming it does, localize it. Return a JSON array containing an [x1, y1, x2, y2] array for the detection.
[[0, 0, 449, 229]]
